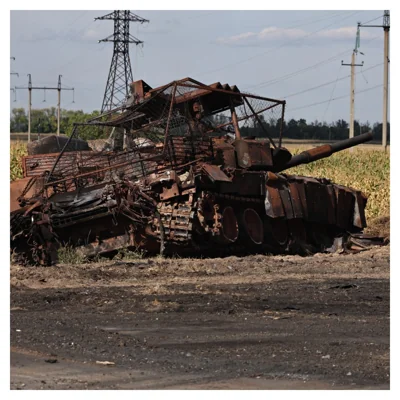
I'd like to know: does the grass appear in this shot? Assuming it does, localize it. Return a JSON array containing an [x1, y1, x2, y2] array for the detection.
[[57, 245, 86, 265], [116, 247, 145, 260], [56, 244, 145, 265], [10, 142, 389, 220], [287, 148, 390, 220]]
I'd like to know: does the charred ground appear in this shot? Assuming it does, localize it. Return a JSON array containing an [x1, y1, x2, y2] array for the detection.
[[10, 246, 389, 390]]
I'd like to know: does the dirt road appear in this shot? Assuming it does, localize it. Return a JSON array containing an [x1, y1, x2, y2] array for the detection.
[[10, 246, 390, 390]]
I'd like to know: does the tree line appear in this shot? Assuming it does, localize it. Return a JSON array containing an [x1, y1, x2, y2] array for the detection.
[[10, 107, 389, 142], [221, 114, 389, 142], [10, 107, 101, 140]]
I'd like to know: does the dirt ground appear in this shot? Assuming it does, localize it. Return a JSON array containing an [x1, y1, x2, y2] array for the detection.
[[10, 245, 390, 390]]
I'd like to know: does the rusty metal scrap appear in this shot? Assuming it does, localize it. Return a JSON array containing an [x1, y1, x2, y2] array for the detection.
[[10, 77, 381, 265]]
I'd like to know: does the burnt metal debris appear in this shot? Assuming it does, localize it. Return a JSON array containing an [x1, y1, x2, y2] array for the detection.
[[10, 77, 376, 265]]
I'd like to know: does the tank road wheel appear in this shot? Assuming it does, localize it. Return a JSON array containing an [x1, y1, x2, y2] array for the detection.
[[219, 206, 239, 244], [265, 217, 289, 247], [288, 219, 307, 244], [239, 208, 264, 245]]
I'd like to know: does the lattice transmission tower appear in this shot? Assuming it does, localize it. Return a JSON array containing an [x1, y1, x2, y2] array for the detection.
[[95, 10, 149, 113]]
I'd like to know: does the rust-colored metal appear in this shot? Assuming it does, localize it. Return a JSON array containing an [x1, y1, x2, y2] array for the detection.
[[229, 100, 242, 140], [204, 103, 281, 135], [234, 140, 273, 170], [219, 206, 239, 244], [240, 208, 264, 245], [10, 76, 376, 265], [10, 178, 35, 212], [243, 97, 277, 149], [201, 164, 232, 183]]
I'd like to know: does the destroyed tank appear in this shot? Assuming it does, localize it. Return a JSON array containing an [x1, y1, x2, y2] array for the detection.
[[10, 78, 373, 265]]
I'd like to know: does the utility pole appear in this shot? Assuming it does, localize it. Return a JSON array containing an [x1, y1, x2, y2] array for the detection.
[[15, 75, 74, 142], [57, 75, 61, 136], [28, 75, 32, 142], [95, 11, 149, 113], [358, 10, 390, 152], [10, 57, 19, 76], [342, 49, 364, 141]]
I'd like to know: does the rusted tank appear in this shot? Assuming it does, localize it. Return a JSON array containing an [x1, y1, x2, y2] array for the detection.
[[10, 78, 374, 265]]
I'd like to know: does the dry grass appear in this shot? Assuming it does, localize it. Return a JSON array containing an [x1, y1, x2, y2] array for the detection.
[[10, 141, 27, 181], [284, 143, 388, 152], [57, 245, 86, 265], [287, 148, 390, 219]]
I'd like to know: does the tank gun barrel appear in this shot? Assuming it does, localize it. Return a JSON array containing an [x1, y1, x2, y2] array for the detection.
[[277, 131, 373, 172]]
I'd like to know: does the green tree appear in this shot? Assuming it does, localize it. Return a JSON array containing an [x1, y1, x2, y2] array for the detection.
[[10, 108, 28, 132]]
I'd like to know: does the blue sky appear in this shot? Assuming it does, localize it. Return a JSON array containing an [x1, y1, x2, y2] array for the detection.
[[10, 10, 388, 125]]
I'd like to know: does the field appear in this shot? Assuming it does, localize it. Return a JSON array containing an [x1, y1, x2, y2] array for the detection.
[[11, 246, 389, 389], [10, 141, 390, 390], [287, 148, 390, 219], [10, 141, 390, 219]]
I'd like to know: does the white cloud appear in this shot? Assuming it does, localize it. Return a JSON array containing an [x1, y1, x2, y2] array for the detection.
[[319, 27, 357, 39], [258, 27, 305, 40], [215, 27, 305, 45], [216, 26, 375, 46], [218, 31, 257, 43], [82, 29, 100, 40]]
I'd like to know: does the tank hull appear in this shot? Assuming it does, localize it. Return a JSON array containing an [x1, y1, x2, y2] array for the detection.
[[11, 168, 367, 265], [10, 78, 372, 265]]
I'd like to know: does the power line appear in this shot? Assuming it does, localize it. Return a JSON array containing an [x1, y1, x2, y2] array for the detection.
[[45, 17, 97, 75], [246, 50, 349, 91], [193, 10, 363, 79], [280, 10, 350, 30], [244, 33, 381, 91], [239, 10, 349, 33], [358, 10, 390, 151], [321, 64, 342, 123], [49, 42, 104, 75], [15, 74, 75, 141], [282, 62, 382, 99], [55, 15, 95, 51], [288, 83, 382, 112], [61, 10, 88, 30], [360, 15, 384, 25]]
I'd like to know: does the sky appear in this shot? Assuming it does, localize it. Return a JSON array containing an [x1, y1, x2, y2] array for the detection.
[[10, 9, 389, 125]]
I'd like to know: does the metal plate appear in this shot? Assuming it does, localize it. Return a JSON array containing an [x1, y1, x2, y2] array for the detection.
[[201, 164, 232, 182], [353, 191, 367, 228], [288, 182, 304, 219], [279, 187, 294, 219], [335, 186, 355, 229], [265, 185, 285, 218]]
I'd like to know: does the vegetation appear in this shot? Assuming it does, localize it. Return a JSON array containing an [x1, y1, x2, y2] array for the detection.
[[116, 247, 145, 260], [10, 141, 27, 181], [10, 107, 102, 140], [11, 107, 390, 142], [288, 149, 390, 219], [57, 245, 86, 265], [56, 245, 145, 265], [233, 115, 389, 142]]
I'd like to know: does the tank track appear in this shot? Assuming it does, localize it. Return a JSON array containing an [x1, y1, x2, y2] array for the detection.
[[153, 195, 196, 247], [151, 181, 359, 256]]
